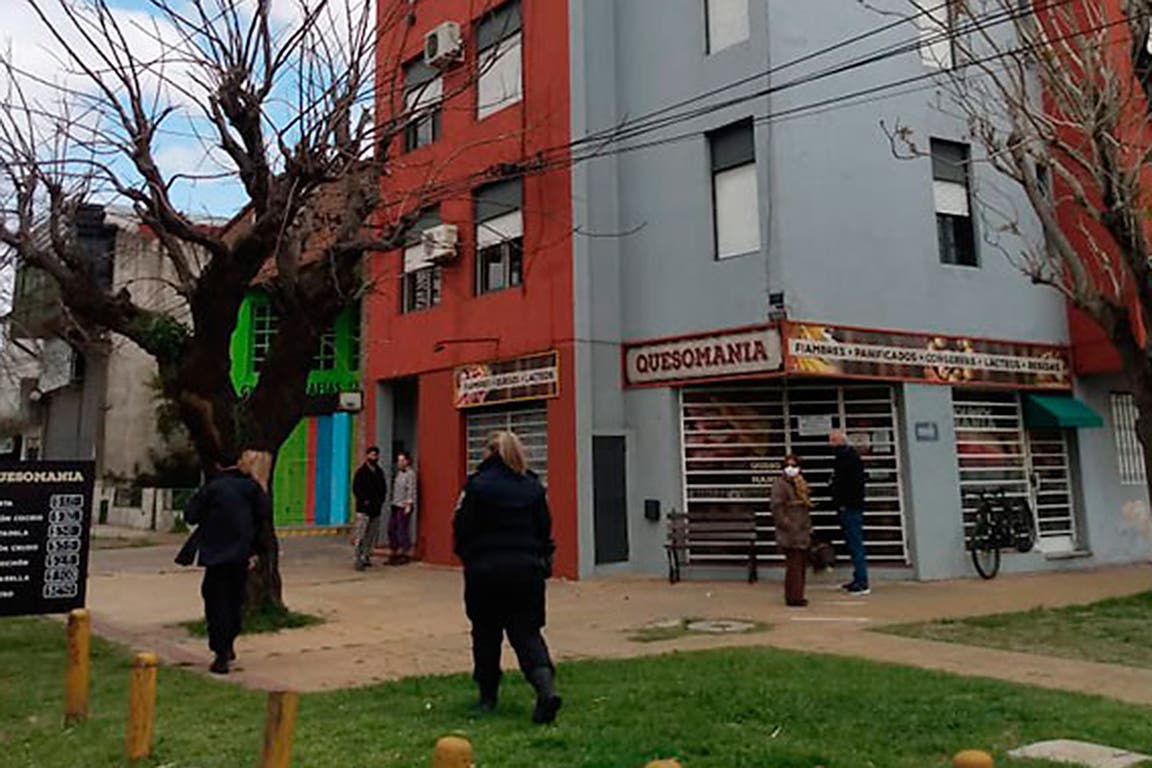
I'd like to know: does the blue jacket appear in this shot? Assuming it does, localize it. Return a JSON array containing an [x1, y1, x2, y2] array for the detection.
[[453, 456, 554, 577], [184, 469, 269, 567]]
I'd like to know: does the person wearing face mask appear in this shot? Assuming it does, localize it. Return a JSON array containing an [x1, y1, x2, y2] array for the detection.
[[770, 455, 813, 607]]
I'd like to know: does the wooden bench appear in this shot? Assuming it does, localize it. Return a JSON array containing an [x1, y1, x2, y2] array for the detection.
[[665, 510, 758, 584]]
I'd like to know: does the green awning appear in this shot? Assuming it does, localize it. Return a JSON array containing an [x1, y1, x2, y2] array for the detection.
[[1023, 394, 1104, 429]]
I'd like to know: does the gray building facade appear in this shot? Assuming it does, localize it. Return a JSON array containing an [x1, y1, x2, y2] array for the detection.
[[569, 0, 1152, 579]]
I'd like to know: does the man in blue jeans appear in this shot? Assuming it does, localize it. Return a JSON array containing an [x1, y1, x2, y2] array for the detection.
[[829, 430, 870, 595]]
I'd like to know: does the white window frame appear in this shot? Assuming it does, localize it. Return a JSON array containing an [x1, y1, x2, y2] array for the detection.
[[713, 162, 760, 259], [705, 0, 750, 54], [476, 210, 524, 295], [477, 31, 523, 120], [404, 69, 442, 151], [402, 243, 442, 313], [1111, 393, 1147, 485]]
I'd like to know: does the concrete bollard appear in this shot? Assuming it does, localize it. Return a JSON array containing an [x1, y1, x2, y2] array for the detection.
[[431, 735, 474, 768], [953, 750, 994, 768], [645, 761, 684, 768], [258, 691, 300, 768], [125, 652, 158, 762], [64, 609, 91, 726]]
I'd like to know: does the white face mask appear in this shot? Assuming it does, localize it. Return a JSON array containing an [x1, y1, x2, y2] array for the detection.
[[784, 466, 801, 478]]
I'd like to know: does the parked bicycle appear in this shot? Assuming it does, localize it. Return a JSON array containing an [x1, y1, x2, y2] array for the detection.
[[966, 488, 1037, 579]]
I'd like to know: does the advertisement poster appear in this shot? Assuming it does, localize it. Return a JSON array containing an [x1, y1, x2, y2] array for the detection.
[[454, 351, 560, 409], [0, 461, 94, 617], [785, 322, 1071, 389]]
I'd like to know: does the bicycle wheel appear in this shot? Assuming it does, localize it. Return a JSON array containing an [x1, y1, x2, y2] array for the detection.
[[970, 514, 1001, 579], [1012, 499, 1037, 553]]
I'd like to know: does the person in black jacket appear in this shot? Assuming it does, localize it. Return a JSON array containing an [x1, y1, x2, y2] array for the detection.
[[829, 430, 870, 595], [351, 446, 388, 570], [183, 452, 270, 674], [453, 431, 561, 725]]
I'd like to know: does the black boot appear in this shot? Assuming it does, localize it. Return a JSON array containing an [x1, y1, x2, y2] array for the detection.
[[210, 654, 230, 675], [475, 682, 499, 712], [527, 667, 562, 724]]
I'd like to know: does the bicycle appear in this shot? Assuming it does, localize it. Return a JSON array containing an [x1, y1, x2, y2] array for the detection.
[[967, 488, 1037, 579]]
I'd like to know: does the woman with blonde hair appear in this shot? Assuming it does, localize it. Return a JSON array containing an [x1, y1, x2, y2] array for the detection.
[[453, 431, 561, 724], [770, 454, 813, 607]]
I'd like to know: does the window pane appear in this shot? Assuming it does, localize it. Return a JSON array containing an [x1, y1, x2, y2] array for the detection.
[[714, 163, 760, 259], [706, 0, 750, 53], [710, 119, 755, 172], [937, 214, 977, 267], [933, 180, 969, 216], [476, 210, 523, 249], [478, 32, 523, 120]]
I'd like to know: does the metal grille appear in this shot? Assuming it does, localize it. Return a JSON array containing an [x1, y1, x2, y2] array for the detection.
[[680, 382, 908, 565], [466, 404, 549, 486], [1111, 393, 1146, 485], [952, 390, 1077, 551]]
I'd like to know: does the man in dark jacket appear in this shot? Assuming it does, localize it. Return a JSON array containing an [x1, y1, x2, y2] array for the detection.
[[184, 453, 269, 674], [453, 431, 560, 724], [351, 446, 388, 570], [829, 430, 870, 594]]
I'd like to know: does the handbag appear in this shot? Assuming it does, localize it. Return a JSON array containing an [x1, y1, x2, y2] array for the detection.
[[174, 527, 201, 567], [808, 539, 837, 572]]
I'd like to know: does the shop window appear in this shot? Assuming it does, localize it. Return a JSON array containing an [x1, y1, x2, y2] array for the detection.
[[476, 1, 523, 120], [404, 57, 442, 152], [709, 119, 760, 260], [475, 178, 523, 294], [402, 208, 444, 314], [705, 0, 750, 54], [1111, 393, 1146, 485], [920, 0, 962, 69], [251, 302, 278, 373], [932, 138, 977, 267]]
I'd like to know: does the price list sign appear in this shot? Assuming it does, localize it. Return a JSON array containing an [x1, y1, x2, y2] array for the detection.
[[0, 461, 94, 617]]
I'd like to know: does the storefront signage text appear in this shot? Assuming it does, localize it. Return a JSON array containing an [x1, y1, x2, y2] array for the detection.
[[454, 351, 560, 409], [785, 322, 1072, 390], [0, 461, 93, 618], [624, 327, 783, 387]]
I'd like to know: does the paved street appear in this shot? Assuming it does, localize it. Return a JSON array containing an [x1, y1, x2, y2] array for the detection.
[[83, 533, 1152, 704]]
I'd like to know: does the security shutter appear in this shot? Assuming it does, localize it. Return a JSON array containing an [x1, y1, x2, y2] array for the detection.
[[466, 403, 549, 486], [680, 382, 908, 565]]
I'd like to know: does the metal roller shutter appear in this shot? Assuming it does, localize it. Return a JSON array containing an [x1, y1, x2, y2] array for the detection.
[[466, 404, 549, 486], [680, 382, 909, 565]]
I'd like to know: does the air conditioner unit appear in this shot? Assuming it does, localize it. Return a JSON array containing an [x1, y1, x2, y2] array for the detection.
[[338, 391, 364, 413], [423, 224, 459, 263], [425, 22, 464, 67]]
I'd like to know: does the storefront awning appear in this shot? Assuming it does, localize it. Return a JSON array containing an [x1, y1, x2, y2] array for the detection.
[[1023, 394, 1103, 429]]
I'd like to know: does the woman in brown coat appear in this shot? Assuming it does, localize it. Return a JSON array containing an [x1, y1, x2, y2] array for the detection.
[[771, 455, 813, 607]]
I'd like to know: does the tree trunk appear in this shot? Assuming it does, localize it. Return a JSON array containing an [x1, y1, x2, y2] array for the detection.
[[240, 450, 284, 613]]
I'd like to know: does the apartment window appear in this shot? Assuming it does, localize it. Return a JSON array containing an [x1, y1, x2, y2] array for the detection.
[[475, 178, 523, 294], [476, 2, 523, 120], [932, 139, 977, 267], [402, 208, 443, 313], [920, 0, 961, 69], [709, 120, 760, 259], [404, 57, 442, 151], [251, 302, 278, 372], [1112, 393, 1147, 485], [313, 331, 337, 371], [705, 0, 750, 54]]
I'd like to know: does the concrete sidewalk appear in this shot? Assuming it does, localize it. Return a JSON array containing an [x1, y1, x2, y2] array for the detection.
[[84, 535, 1152, 704]]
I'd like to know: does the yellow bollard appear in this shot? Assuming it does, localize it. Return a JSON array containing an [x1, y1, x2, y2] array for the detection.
[[258, 691, 300, 768], [431, 735, 474, 768], [646, 761, 684, 768], [64, 609, 91, 726], [953, 750, 994, 768], [125, 652, 158, 762]]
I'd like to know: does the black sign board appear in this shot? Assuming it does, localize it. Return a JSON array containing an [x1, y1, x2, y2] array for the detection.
[[0, 461, 94, 617]]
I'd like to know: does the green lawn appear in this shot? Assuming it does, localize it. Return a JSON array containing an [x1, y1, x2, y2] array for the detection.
[[2, 617, 1151, 767], [882, 591, 1152, 670]]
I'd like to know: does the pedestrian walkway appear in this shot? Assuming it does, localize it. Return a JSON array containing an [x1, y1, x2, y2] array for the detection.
[[84, 533, 1152, 703]]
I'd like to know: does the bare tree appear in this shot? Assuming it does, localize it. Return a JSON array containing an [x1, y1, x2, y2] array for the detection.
[[0, 0, 526, 610], [879, 0, 1152, 497]]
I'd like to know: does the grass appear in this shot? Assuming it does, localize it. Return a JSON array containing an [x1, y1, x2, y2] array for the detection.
[[628, 617, 770, 643], [91, 537, 160, 550], [881, 591, 1152, 670], [179, 605, 324, 638], [3, 618, 1152, 767]]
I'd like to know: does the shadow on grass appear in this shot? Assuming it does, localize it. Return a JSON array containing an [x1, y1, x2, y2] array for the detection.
[[180, 605, 323, 637]]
